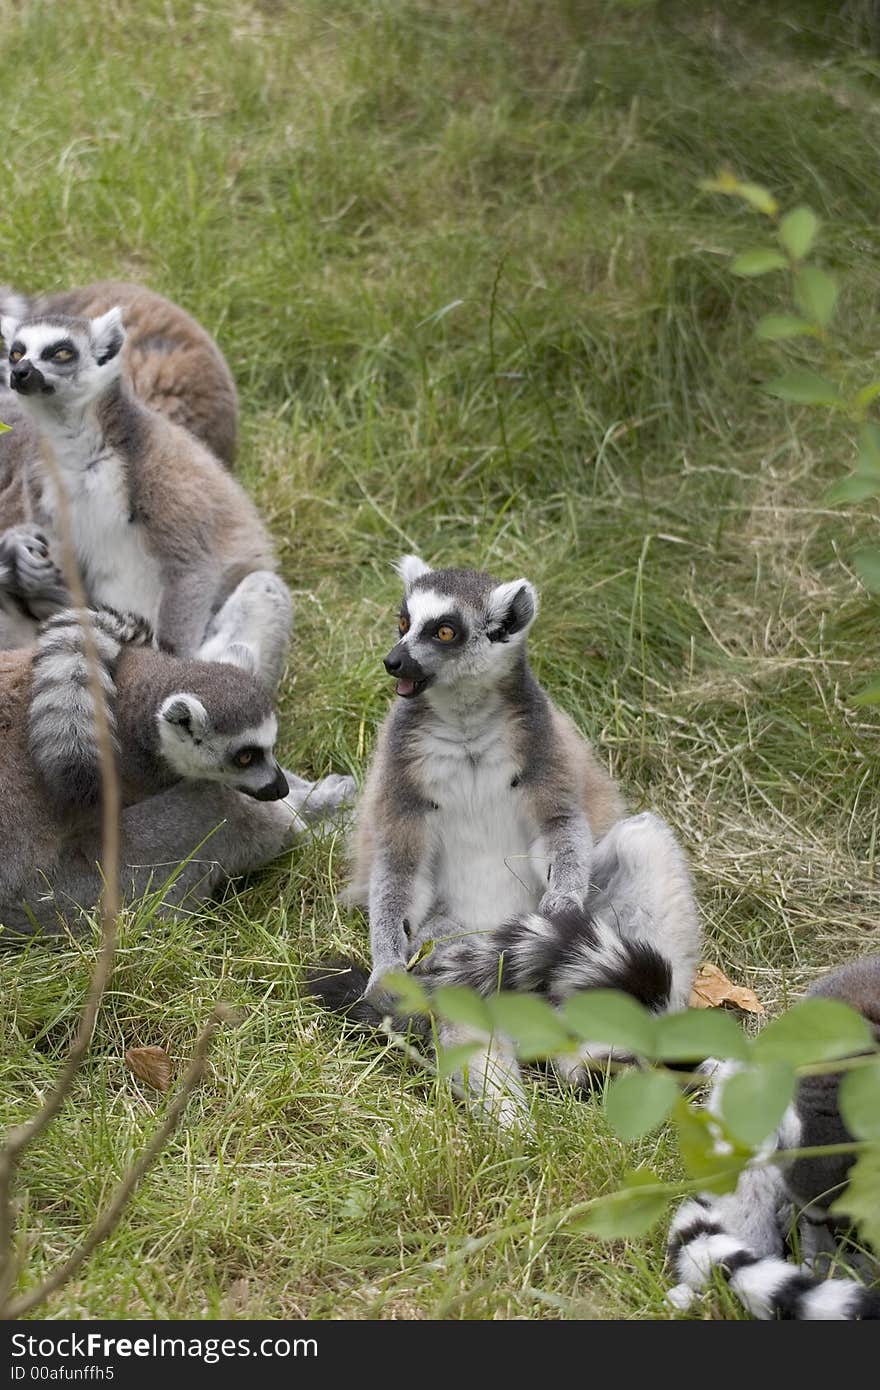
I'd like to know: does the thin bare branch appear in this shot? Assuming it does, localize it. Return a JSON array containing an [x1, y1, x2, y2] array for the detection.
[[2, 1009, 225, 1320], [0, 438, 121, 1308]]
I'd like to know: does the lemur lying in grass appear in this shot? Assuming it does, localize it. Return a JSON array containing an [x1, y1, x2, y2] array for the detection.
[[666, 956, 880, 1321], [0, 606, 354, 937], [308, 556, 700, 1123]]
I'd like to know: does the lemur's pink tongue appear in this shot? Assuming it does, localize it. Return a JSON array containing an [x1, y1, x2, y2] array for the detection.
[[396, 678, 416, 697]]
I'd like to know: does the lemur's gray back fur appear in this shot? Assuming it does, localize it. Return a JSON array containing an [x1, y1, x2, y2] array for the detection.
[[28, 607, 154, 811], [666, 956, 880, 1320]]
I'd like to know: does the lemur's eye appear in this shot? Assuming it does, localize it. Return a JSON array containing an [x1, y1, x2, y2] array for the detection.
[[398, 614, 410, 635], [437, 625, 456, 642], [8, 349, 22, 363], [52, 348, 74, 362], [234, 747, 259, 768]]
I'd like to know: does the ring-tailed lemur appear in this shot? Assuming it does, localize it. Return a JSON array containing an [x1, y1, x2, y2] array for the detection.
[[666, 956, 880, 1320], [308, 557, 700, 1122], [309, 809, 701, 1108], [0, 305, 290, 679], [0, 280, 238, 465], [0, 607, 355, 936]]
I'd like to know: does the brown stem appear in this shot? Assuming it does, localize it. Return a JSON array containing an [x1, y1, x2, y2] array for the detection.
[[2, 1011, 223, 1320], [0, 438, 120, 1309]]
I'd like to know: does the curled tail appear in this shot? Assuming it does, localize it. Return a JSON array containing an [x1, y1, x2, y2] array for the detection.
[[422, 903, 674, 1012], [667, 1194, 880, 1320], [29, 607, 153, 810]]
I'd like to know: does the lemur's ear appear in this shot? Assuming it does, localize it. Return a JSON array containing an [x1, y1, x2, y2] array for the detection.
[[394, 554, 432, 591], [0, 315, 20, 348], [158, 693, 210, 739], [487, 579, 538, 641], [221, 642, 260, 678], [90, 306, 125, 364]]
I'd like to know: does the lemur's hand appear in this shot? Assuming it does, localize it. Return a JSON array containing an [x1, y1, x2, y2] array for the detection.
[[363, 960, 408, 1016], [0, 526, 67, 616], [538, 887, 588, 919]]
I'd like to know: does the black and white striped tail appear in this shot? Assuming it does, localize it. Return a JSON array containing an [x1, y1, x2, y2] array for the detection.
[[29, 607, 153, 810], [667, 1196, 880, 1320], [422, 904, 673, 1012]]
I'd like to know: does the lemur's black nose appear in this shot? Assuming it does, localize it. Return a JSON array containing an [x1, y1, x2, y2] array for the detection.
[[384, 651, 403, 674], [10, 360, 44, 395]]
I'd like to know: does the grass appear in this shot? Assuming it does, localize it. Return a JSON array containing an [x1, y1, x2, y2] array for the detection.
[[1, 0, 880, 1319]]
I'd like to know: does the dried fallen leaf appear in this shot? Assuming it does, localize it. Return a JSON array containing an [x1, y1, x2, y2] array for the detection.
[[689, 962, 764, 1016], [125, 1045, 172, 1092]]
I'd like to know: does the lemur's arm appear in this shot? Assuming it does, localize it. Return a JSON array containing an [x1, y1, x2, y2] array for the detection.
[[157, 563, 222, 657], [534, 806, 594, 915], [366, 845, 433, 1006]]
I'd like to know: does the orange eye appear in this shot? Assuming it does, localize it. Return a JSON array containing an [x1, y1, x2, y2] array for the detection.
[[437, 625, 456, 642], [8, 349, 22, 363], [235, 749, 255, 767], [398, 614, 410, 635], [53, 348, 74, 362]]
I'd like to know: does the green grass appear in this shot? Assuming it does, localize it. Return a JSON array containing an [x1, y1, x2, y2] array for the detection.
[[1, 0, 880, 1319]]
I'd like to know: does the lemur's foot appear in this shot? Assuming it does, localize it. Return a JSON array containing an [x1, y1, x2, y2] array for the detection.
[[199, 571, 293, 692], [281, 771, 357, 825], [0, 526, 66, 614]]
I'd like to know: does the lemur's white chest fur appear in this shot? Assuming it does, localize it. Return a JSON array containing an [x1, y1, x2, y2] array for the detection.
[[40, 425, 164, 631], [411, 701, 547, 935]]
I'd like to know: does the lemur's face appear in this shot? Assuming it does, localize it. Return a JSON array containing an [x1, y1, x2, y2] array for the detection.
[[383, 555, 538, 699], [0, 308, 124, 407], [156, 685, 289, 801]]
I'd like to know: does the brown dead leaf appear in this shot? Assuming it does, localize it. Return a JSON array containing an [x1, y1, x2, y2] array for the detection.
[[689, 962, 765, 1016], [125, 1045, 172, 1092]]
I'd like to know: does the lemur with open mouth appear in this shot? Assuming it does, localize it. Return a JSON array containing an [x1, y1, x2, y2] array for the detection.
[[309, 557, 700, 1123]]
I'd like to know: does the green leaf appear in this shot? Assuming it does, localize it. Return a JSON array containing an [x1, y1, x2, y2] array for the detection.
[[484, 992, 574, 1059], [852, 676, 880, 706], [793, 266, 839, 328], [856, 422, 880, 475], [731, 248, 787, 277], [755, 314, 815, 341], [653, 1008, 751, 1063], [754, 998, 874, 1066], [853, 547, 880, 594], [764, 370, 843, 407], [777, 206, 819, 261], [561, 989, 656, 1057], [839, 1059, 880, 1140], [383, 971, 429, 1013], [0, 420, 10, 434], [437, 1041, 480, 1078], [831, 1148, 880, 1254], [570, 1169, 671, 1239], [673, 1099, 745, 1192], [701, 174, 778, 217], [406, 937, 437, 970], [719, 1061, 797, 1148], [432, 985, 491, 1033], [605, 1069, 679, 1140], [824, 474, 880, 505]]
